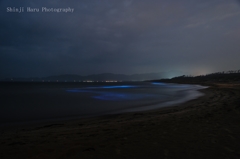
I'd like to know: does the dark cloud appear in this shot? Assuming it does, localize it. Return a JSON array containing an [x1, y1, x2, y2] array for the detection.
[[1, 0, 240, 78]]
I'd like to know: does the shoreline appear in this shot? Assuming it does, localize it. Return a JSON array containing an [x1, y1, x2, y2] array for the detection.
[[1, 83, 240, 158], [0, 82, 205, 127]]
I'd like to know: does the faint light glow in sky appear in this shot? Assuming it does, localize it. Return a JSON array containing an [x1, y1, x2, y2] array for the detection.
[[0, 0, 240, 78]]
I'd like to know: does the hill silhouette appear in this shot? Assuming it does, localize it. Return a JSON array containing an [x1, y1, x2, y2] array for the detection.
[[153, 70, 240, 84]]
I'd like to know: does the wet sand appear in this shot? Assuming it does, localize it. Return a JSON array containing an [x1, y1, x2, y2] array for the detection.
[[1, 83, 240, 159]]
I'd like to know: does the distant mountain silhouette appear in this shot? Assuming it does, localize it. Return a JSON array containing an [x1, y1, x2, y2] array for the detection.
[[151, 70, 240, 84], [45, 73, 164, 81], [1, 72, 170, 82]]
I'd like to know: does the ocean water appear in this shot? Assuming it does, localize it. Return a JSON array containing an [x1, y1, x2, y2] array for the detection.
[[0, 82, 206, 124]]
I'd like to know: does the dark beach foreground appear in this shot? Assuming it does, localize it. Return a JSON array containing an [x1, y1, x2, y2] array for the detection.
[[1, 83, 240, 159]]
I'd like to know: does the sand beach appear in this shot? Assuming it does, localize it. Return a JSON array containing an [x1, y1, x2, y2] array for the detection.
[[0, 83, 240, 159]]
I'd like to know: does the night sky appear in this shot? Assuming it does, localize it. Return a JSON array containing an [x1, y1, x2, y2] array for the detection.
[[1, 0, 240, 79]]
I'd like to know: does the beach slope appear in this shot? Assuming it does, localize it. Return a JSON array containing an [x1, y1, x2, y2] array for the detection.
[[1, 84, 240, 159]]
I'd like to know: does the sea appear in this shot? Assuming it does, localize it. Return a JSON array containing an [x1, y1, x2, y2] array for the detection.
[[0, 82, 206, 125]]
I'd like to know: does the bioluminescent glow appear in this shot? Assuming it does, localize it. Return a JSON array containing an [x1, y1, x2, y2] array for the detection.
[[66, 89, 91, 93], [68, 85, 137, 90], [93, 93, 129, 101], [93, 85, 137, 89], [66, 85, 137, 93], [66, 86, 155, 101], [152, 82, 189, 88], [152, 82, 167, 86]]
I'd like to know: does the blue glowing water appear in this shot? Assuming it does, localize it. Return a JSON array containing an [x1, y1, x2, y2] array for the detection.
[[0, 82, 206, 124], [66, 85, 152, 101]]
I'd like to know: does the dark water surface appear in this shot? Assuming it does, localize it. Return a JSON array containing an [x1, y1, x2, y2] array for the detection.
[[0, 82, 206, 125]]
